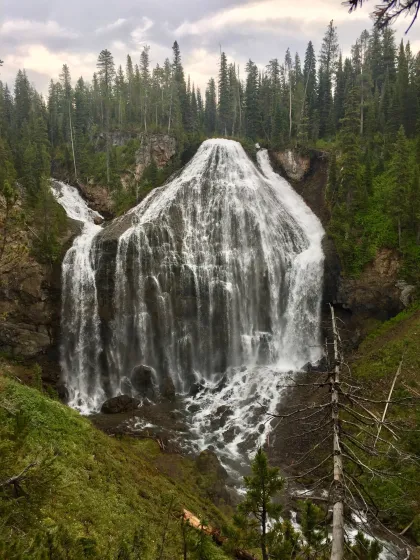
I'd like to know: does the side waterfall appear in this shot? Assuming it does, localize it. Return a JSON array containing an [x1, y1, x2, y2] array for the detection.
[[51, 181, 105, 413], [54, 140, 325, 454]]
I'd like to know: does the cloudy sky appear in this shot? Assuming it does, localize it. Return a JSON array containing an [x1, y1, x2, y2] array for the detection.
[[1, 0, 419, 95]]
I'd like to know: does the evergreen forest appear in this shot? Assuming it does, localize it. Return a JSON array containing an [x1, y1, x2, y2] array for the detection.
[[1, 21, 420, 281]]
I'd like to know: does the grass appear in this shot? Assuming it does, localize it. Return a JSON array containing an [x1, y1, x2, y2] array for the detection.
[[0, 364, 233, 559], [349, 306, 420, 539]]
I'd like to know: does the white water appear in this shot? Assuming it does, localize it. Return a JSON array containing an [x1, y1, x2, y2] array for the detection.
[[51, 181, 104, 414], [55, 140, 325, 460]]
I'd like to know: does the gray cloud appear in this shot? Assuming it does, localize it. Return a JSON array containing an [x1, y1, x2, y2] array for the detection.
[[0, 0, 418, 95]]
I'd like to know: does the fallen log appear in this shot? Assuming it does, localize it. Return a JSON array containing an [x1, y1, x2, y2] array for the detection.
[[182, 509, 257, 560]]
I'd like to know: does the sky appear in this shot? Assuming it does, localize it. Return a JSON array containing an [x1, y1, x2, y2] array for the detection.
[[1, 0, 419, 96]]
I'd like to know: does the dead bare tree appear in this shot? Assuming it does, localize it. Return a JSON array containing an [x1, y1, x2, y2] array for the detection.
[[262, 304, 419, 560], [0, 462, 37, 497]]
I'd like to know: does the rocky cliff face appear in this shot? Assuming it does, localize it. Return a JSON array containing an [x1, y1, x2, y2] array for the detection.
[[0, 194, 79, 383], [78, 133, 177, 217], [271, 149, 414, 328]]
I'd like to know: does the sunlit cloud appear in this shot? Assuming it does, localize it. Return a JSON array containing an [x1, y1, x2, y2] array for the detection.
[[175, 0, 369, 37], [0, 18, 78, 39], [131, 17, 154, 46], [95, 18, 127, 34]]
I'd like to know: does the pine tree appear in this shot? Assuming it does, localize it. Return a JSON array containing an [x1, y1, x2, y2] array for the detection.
[[245, 60, 259, 139], [238, 449, 284, 560], [59, 64, 77, 179], [204, 78, 217, 135], [218, 52, 230, 136], [389, 125, 410, 247], [334, 54, 346, 130], [140, 45, 150, 132], [338, 86, 362, 210], [318, 20, 339, 138], [96, 49, 115, 185]]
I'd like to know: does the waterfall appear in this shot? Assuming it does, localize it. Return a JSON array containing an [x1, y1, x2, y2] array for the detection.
[[51, 181, 105, 413], [55, 140, 325, 453]]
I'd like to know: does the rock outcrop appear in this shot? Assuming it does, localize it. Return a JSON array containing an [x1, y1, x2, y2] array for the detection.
[[271, 149, 311, 182], [77, 183, 114, 219], [337, 248, 409, 319], [0, 192, 79, 385], [134, 133, 177, 179], [0, 197, 75, 358], [101, 394, 140, 414], [131, 364, 158, 400]]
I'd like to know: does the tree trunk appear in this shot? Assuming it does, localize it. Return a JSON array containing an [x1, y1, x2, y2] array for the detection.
[[330, 304, 344, 560], [398, 218, 402, 249], [289, 77, 292, 139], [168, 85, 173, 133], [69, 102, 77, 181], [261, 498, 268, 560]]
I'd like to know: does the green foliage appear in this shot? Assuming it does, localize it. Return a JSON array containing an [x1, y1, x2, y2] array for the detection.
[[346, 532, 382, 559], [0, 376, 231, 559], [238, 449, 284, 560], [350, 308, 420, 532]]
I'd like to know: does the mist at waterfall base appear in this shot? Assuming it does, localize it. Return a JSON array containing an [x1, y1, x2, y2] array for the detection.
[[54, 139, 325, 469]]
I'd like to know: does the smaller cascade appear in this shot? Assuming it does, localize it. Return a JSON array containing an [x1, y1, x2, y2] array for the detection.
[[51, 181, 104, 414]]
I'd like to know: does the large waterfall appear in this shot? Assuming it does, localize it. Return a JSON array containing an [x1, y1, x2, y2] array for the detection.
[[54, 139, 325, 452]]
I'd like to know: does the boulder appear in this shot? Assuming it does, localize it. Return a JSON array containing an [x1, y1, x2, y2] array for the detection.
[[196, 449, 228, 480], [131, 364, 157, 400], [195, 449, 232, 505], [161, 376, 176, 401], [189, 382, 205, 397], [101, 394, 140, 414]]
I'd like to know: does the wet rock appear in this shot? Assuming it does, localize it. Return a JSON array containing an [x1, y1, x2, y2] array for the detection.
[[189, 382, 204, 397], [120, 376, 133, 395], [187, 403, 201, 414], [215, 374, 228, 392], [216, 405, 234, 428], [161, 376, 176, 401], [101, 395, 140, 414], [56, 382, 69, 402], [131, 365, 157, 400], [223, 426, 237, 444]]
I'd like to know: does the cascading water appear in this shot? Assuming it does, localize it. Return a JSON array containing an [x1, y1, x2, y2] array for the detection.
[[55, 139, 325, 460], [51, 181, 105, 413]]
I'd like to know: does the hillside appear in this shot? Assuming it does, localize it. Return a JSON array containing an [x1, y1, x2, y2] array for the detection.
[[0, 364, 233, 559], [350, 306, 420, 540]]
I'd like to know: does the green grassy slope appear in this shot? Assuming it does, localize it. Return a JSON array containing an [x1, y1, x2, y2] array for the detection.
[[351, 306, 420, 541], [0, 369, 232, 559]]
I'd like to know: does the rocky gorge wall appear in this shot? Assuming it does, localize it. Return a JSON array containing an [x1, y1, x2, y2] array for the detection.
[[271, 148, 415, 341]]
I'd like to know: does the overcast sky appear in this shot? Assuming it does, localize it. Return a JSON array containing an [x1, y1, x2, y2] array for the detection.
[[1, 0, 419, 96]]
